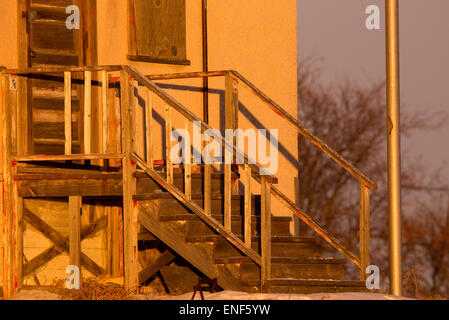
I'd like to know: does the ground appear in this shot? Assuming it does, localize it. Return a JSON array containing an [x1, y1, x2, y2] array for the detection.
[[9, 289, 411, 300]]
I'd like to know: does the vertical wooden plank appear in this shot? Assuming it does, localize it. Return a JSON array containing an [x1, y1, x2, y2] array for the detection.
[[225, 73, 239, 134], [133, 80, 142, 157], [165, 105, 173, 184], [16, 78, 30, 156], [204, 164, 211, 215], [1, 74, 17, 298], [84, 71, 92, 154], [360, 183, 371, 280], [224, 73, 238, 232], [69, 196, 82, 286], [224, 160, 232, 232], [202, 113, 211, 215], [110, 207, 121, 277], [184, 118, 191, 200], [244, 164, 252, 248], [64, 72, 72, 155], [102, 71, 109, 153], [261, 176, 272, 292], [106, 206, 112, 275], [145, 89, 153, 169], [13, 162, 23, 291], [1, 74, 10, 298], [120, 70, 138, 290]]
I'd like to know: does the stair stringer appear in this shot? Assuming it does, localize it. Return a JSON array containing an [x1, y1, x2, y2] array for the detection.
[[137, 200, 242, 291]]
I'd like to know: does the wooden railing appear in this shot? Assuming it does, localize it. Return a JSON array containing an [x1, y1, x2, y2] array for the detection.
[[143, 69, 377, 278], [1, 65, 376, 296], [123, 66, 275, 290]]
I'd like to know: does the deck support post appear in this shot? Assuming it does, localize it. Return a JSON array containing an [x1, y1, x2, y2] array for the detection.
[[120, 71, 139, 291], [359, 183, 370, 280], [261, 176, 272, 293], [69, 196, 82, 287], [224, 73, 238, 231], [1, 73, 22, 298]]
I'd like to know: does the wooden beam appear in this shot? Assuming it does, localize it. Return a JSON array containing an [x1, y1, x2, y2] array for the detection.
[[244, 164, 252, 248], [224, 73, 238, 232], [184, 119, 191, 200], [2, 73, 17, 298], [2, 65, 123, 75], [69, 196, 82, 285], [24, 216, 107, 277], [64, 72, 72, 155], [145, 89, 153, 169], [84, 71, 92, 154], [17, 178, 124, 198], [22, 254, 40, 286], [102, 71, 109, 153], [165, 105, 173, 184], [360, 183, 371, 280], [138, 250, 176, 284], [12, 153, 123, 162], [261, 177, 272, 292], [23, 210, 106, 277], [13, 187, 23, 291], [120, 70, 139, 290]]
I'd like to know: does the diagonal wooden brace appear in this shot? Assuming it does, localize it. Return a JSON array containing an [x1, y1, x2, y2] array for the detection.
[[23, 209, 106, 277]]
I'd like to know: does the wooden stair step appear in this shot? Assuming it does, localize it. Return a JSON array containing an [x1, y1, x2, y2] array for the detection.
[[185, 216, 291, 237], [137, 201, 242, 291], [241, 279, 368, 294], [134, 193, 257, 200], [239, 258, 346, 282], [213, 236, 317, 259], [134, 194, 261, 217], [158, 213, 291, 222], [186, 234, 309, 244], [136, 171, 239, 195]]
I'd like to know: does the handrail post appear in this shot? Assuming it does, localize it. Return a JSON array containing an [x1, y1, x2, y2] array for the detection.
[[165, 105, 173, 184], [64, 72, 72, 155], [84, 71, 92, 154], [69, 196, 82, 288], [261, 176, 272, 292], [184, 119, 192, 200], [1, 73, 21, 298], [244, 164, 252, 248], [120, 70, 138, 291], [360, 182, 371, 280], [224, 72, 238, 232], [145, 89, 153, 169], [101, 71, 109, 154]]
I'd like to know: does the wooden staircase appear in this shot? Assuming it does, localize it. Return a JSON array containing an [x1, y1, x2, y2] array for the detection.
[[135, 168, 367, 294], [0, 65, 376, 298]]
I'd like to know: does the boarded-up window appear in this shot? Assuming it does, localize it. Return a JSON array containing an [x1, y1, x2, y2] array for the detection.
[[128, 0, 189, 65]]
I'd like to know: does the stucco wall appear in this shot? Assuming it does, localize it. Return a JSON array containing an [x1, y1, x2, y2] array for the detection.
[[0, 0, 18, 68], [0, 0, 299, 288], [97, 0, 299, 217]]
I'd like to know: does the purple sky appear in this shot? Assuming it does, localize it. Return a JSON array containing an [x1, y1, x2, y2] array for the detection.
[[298, 0, 449, 180]]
